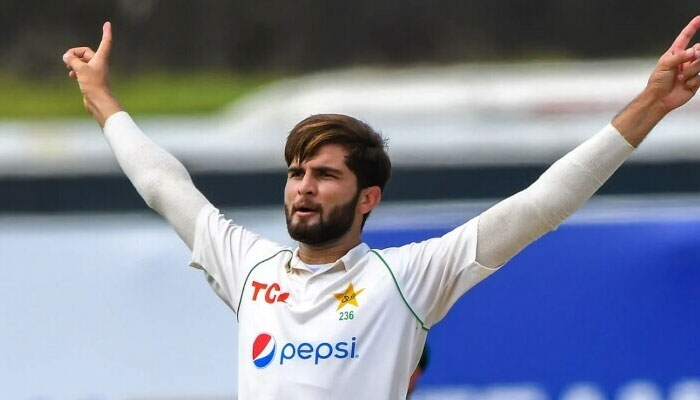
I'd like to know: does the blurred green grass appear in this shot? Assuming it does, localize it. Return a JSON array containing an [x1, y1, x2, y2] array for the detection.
[[0, 71, 277, 119]]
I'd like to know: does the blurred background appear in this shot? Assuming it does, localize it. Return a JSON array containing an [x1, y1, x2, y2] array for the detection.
[[1, 1, 699, 399]]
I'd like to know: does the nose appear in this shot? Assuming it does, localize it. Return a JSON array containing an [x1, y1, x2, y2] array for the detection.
[[297, 172, 317, 196]]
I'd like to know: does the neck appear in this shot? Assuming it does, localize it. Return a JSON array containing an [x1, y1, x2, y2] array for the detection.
[[298, 234, 362, 264]]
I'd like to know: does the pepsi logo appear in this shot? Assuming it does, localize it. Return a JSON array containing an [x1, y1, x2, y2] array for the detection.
[[252, 333, 277, 368], [252, 333, 359, 367]]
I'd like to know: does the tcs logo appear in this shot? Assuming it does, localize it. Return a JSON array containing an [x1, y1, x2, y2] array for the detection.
[[252, 333, 359, 368], [251, 281, 289, 304]]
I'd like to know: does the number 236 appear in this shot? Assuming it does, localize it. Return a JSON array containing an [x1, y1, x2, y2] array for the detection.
[[338, 311, 354, 320]]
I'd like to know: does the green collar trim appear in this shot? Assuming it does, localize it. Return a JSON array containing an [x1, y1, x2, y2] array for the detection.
[[370, 249, 428, 331], [237, 249, 293, 322]]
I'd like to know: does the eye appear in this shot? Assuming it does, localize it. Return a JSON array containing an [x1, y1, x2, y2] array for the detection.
[[319, 170, 336, 179], [288, 170, 303, 179]]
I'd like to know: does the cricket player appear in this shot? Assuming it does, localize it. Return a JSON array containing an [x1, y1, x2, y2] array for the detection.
[[63, 17, 700, 399]]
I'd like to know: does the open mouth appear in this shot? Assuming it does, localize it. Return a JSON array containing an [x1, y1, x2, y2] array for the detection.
[[294, 205, 320, 216]]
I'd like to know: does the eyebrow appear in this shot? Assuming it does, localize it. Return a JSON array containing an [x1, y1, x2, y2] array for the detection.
[[316, 166, 344, 175], [287, 165, 344, 175]]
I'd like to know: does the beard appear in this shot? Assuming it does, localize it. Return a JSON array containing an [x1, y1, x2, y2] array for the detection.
[[285, 191, 360, 246]]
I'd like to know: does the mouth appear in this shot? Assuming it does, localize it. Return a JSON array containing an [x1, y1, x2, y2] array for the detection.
[[293, 205, 320, 217]]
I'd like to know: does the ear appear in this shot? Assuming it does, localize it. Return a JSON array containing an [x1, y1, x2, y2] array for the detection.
[[358, 186, 382, 215]]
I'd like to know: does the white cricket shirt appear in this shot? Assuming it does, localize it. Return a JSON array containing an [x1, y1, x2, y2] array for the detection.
[[189, 204, 499, 400]]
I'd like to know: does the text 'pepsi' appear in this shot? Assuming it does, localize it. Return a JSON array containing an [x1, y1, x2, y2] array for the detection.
[[281, 337, 358, 365], [252, 333, 359, 368]]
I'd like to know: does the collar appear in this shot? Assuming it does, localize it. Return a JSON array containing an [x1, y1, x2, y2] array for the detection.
[[288, 242, 370, 272]]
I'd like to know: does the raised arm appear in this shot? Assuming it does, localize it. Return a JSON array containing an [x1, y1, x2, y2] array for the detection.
[[476, 16, 700, 269], [63, 22, 209, 249]]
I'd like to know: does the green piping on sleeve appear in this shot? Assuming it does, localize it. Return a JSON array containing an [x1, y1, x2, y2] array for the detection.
[[236, 249, 293, 322], [370, 250, 429, 331]]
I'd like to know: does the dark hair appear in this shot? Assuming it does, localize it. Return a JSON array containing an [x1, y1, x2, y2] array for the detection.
[[285, 114, 391, 225], [285, 114, 391, 191]]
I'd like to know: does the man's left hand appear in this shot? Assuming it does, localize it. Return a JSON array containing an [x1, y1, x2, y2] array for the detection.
[[645, 15, 700, 114]]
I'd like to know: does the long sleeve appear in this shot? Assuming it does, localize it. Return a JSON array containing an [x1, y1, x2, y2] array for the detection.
[[102, 111, 209, 249], [476, 123, 635, 269]]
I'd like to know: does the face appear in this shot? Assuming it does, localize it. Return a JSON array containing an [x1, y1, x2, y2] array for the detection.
[[284, 144, 362, 246]]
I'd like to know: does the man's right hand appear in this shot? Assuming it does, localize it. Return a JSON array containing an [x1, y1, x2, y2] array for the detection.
[[63, 21, 122, 127]]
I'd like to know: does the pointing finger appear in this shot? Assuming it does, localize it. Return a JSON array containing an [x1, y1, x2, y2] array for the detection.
[[95, 21, 112, 61], [669, 15, 700, 51]]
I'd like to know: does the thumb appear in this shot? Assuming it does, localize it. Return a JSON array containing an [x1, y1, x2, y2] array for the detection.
[[62, 52, 86, 71], [95, 21, 112, 61], [660, 47, 700, 71]]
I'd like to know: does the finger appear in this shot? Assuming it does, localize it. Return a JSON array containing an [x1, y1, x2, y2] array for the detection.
[[68, 70, 77, 79], [660, 47, 700, 71], [95, 21, 112, 61], [685, 75, 700, 91], [676, 43, 700, 74], [62, 52, 86, 71], [669, 15, 700, 51], [682, 57, 700, 80], [66, 47, 96, 62]]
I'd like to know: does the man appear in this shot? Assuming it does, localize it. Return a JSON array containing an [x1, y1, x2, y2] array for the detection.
[[63, 18, 700, 399]]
